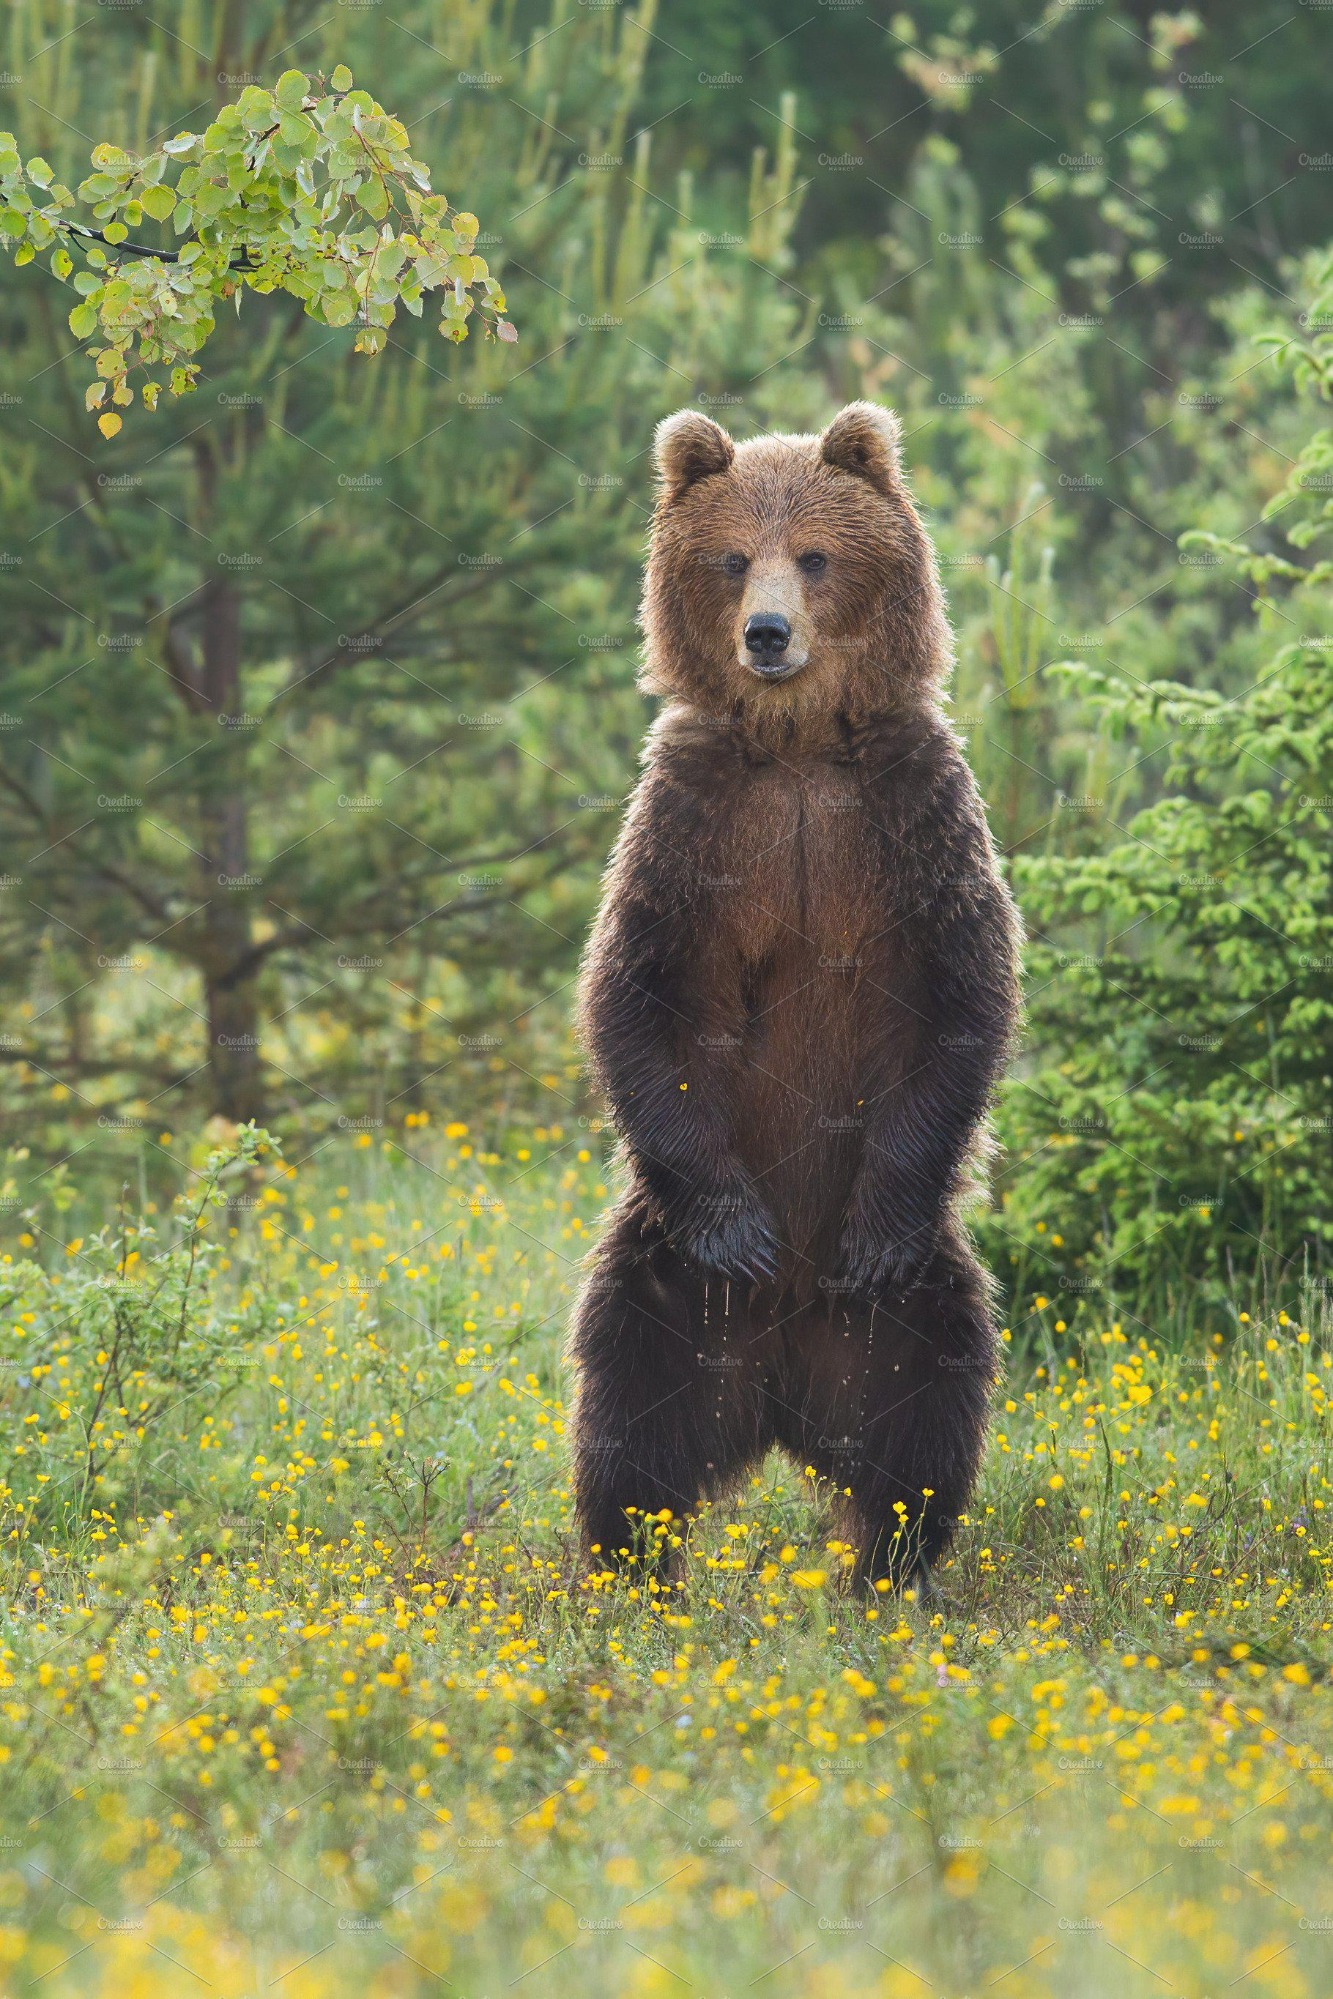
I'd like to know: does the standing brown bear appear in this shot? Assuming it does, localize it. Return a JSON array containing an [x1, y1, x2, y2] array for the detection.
[[570, 402, 1021, 1586]]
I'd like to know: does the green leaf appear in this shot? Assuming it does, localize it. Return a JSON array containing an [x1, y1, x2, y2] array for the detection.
[[68, 301, 98, 339], [25, 156, 53, 187], [274, 70, 310, 112], [354, 178, 390, 220], [139, 184, 177, 222], [330, 64, 354, 92], [237, 87, 274, 130]]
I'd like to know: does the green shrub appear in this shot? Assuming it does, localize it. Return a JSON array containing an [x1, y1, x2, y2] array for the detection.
[[992, 250, 1333, 1337]]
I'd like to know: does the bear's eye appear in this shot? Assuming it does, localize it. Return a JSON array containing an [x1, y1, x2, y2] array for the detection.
[[722, 552, 749, 578], [798, 550, 828, 577]]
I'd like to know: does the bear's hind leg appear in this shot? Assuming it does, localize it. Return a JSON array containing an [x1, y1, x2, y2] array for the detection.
[[848, 1238, 996, 1587], [569, 1204, 765, 1567], [781, 1234, 997, 1589]]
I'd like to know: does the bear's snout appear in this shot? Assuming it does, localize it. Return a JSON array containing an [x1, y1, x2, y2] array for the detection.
[[743, 610, 793, 674], [736, 559, 811, 679]]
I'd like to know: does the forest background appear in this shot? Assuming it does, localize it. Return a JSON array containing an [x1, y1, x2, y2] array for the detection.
[[4, 0, 1333, 1340]]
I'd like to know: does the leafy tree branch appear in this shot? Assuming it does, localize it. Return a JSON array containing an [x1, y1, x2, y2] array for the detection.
[[0, 64, 515, 435]]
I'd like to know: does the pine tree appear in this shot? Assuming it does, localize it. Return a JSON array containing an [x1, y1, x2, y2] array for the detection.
[[0, 0, 810, 1131]]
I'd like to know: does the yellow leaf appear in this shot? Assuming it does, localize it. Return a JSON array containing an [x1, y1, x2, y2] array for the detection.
[[97, 411, 122, 438]]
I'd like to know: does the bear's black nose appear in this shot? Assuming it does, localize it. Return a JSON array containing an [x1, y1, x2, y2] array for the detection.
[[743, 612, 791, 669]]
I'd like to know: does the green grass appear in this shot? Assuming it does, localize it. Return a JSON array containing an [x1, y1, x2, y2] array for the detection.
[[0, 1117, 1331, 1997]]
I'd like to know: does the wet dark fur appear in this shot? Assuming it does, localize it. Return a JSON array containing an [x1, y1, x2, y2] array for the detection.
[[569, 403, 1022, 1584]]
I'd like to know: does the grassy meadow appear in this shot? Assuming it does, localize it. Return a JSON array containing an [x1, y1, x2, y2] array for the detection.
[[0, 1118, 1331, 1997]]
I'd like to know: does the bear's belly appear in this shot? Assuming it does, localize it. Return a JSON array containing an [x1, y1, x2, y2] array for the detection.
[[736, 943, 868, 1259], [722, 768, 886, 1260]]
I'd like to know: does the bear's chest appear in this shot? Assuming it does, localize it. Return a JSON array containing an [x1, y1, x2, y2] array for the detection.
[[702, 757, 890, 1213], [716, 761, 880, 970]]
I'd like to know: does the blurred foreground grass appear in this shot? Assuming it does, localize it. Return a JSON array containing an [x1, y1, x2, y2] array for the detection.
[[0, 1119, 1332, 1996]]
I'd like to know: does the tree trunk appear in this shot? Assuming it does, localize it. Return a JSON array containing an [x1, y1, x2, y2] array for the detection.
[[206, 957, 262, 1121], [197, 575, 264, 1121]]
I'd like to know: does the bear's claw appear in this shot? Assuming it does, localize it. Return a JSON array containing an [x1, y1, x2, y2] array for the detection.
[[837, 1227, 933, 1299], [676, 1197, 780, 1284]]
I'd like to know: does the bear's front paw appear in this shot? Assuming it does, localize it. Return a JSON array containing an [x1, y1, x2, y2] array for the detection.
[[677, 1191, 780, 1284], [838, 1223, 933, 1299]]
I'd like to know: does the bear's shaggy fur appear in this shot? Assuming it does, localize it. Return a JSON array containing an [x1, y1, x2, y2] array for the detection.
[[569, 402, 1021, 1585]]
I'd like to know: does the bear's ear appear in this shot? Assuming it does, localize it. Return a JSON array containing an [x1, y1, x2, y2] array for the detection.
[[820, 401, 902, 492], [654, 409, 735, 500]]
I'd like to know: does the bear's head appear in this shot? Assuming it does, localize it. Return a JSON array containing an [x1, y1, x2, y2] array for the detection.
[[639, 402, 953, 733]]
